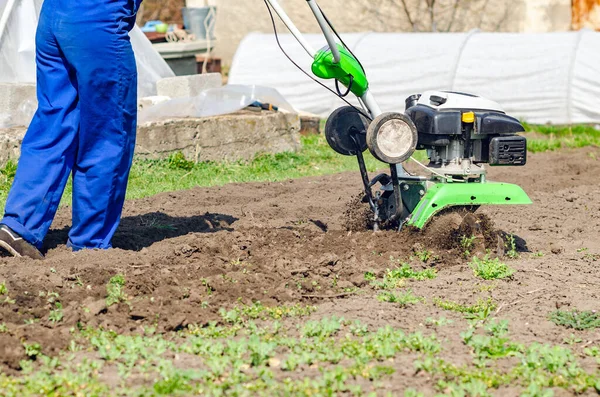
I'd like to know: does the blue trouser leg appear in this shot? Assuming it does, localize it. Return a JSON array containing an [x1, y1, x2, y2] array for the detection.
[[1, 2, 79, 249], [2, 0, 139, 250], [59, 5, 138, 250]]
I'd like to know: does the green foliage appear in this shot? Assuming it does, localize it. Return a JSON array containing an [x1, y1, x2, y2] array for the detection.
[[48, 302, 63, 323], [1, 311, 600, 396], [434, 298, 496, 324], [0, 323, 7, 333], [302, 317, 343, 338], [167, 152, 195, 171], [460, 235, 477, 257], [413, 249, 438, 263], [425, 317, 453, 327], [377, 290, 424, 306], [522, 123, 600, 153], [371, 263, 436, 290], [0, 160, 17, 189], [0, 281, 6, 295], [23, 343, 41, 358], [219, 302, 316, 324], [470, 255, 515, 280], [550, 310, 600, 331], [505, 234, 519, 259], [106, 274, 127, 307], [461, 319, 523, 366]]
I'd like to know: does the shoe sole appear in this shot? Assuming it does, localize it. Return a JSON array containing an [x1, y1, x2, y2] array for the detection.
[[0, 240, 22, 258]]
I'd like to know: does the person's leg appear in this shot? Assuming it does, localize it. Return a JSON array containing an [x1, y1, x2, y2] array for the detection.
[[56, 1, 138, 250], [1, 0, 79, 253]]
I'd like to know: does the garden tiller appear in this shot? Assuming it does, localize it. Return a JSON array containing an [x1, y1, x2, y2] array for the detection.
[[263, 0, 532, 231]]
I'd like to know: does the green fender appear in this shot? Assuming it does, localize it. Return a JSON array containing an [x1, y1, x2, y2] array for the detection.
[[407, 182, 532, 229]]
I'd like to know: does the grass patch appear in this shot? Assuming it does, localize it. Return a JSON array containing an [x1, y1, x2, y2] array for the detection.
[[0, 134, 391, 213], [470, 255, 515, 280], [523, 123, 600, 153], [550, 310, 600, 331], [0, 125, 598, 212]]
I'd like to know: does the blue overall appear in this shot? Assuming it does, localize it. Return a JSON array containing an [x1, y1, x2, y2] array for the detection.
[[1, 0, 141, 250]]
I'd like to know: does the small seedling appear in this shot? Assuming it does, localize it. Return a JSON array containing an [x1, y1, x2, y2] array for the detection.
[[470, 255, 515, 280], [425, 317, 453, 327], [0, 323, 7, 333], [48, 302, 64, 323], [413, 249, 436, 263], [563, 334, 583, 345], [377, 290, 424, 306], [0, 281, 7, 295], [106, 274, 127, 307], [550, 310, 600, 331], [24, 342, 42, 358], [461, 235, 477, 257], [434, 298, 497, 322], [505, 234, 519, 259]]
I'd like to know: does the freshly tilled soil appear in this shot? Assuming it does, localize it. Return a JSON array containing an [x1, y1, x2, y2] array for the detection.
[[1, 147, 599, 375]]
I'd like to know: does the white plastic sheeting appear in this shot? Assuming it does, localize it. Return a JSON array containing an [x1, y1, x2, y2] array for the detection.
[[229, 30, 600, 125], [0, 0, 174, 97], [138, 84, 295, 125]]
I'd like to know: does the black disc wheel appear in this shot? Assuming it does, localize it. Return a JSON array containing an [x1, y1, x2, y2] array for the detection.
[[325, 106, 370, 156]]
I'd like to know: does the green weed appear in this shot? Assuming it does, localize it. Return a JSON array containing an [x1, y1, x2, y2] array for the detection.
[[470, 255, 515, 280], [377, 290, 424, 306], [434, 298, 497, 322], [371, 263, 436, 290], [505, 234, 519, 259], [106, 274, 127, 307], [23, 343, 41, 358], [167, 152, 195, 171], [550, 310, 600, 331], [460, 235, 477, 257], [48, 302, 63, 323], [302, 317, 343, 338], [220, 302, 316, 324]]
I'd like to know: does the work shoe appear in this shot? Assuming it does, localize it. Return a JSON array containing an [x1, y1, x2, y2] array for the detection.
[[0, 225, 44, 260]]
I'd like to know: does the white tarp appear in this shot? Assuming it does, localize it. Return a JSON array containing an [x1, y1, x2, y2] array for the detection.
[[229, 30, 600, 125], [0, 0, 174, 97]]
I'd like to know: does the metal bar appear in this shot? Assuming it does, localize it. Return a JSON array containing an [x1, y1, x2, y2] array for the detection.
[[264, 0, 317, 58], [306, 0, 341, 63], [388, 164, 404, 223], [360, 90, 382, 118], [356, 148, 380, 231]]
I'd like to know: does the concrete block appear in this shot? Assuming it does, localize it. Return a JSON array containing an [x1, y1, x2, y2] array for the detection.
[[136, 110, 302, 162], [0, 110, 301, 165], [0, 83, 37, 115], [0, 127, 26, 164], [156, 73, 222, 99]]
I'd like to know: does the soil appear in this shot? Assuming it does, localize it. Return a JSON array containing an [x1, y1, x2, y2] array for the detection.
[[1, 147, 600, 390]]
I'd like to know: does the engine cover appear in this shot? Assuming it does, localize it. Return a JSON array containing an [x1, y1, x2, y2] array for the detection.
[[404, 91, 527, 169], [405, 91, 525, 138]]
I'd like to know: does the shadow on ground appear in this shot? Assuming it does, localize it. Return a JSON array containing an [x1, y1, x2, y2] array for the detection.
[[43, 212, 238, 252]]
